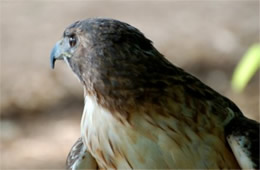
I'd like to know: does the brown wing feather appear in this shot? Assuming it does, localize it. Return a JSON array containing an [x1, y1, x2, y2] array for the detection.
[[225, 116, 260, 169], [66, 137, 98, 170]]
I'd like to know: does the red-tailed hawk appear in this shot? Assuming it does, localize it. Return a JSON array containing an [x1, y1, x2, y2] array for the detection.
[[50, 18, 259, 169]]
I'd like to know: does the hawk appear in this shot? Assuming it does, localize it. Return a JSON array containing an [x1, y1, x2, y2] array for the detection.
[[50, 18, 259, 169]]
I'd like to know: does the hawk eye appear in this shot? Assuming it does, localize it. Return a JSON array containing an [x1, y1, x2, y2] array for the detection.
[[68, 35, 77, 47]]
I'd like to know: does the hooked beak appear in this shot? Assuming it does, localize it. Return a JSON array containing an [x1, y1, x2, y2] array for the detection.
[[50, 39, 71, 69]]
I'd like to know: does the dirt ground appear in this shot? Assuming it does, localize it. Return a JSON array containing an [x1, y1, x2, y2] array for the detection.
[[1, 1, 259, 169]]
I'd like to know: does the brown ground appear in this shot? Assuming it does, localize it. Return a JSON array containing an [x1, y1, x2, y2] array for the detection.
[[0, 1, 259, 169]]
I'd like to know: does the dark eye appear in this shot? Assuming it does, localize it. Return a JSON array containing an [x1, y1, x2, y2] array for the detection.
[[69, 35, 77, 47]]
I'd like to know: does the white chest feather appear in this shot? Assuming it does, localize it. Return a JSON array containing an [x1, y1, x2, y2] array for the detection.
[[81, 95, 137, 168], [81, 96, 172, 168], [80, 95, 239, 169]]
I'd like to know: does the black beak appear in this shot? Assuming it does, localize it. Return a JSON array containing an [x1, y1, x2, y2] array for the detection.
[[50, 40, 64, 69], [50, 43, 57, 69]]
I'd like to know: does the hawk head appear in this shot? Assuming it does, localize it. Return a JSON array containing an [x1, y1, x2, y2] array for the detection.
[[50, 18, 178, 110], [51, 18, 162, 80]]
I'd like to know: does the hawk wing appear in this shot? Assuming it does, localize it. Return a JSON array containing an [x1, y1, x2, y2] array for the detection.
[[226, 116, 260, 169], [66, 137, 98, 170]]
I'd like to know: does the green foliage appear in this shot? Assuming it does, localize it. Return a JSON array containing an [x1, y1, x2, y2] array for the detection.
[[231, 44, 260, 93]]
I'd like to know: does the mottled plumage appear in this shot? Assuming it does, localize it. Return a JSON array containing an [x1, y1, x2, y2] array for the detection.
[[50, 18, 259, 169], [66, 137, 98, 169]]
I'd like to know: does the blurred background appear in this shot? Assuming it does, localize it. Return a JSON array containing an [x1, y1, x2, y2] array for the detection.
[[0, 0, 259, 169]]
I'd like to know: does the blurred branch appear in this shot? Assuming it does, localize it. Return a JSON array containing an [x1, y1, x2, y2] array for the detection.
[[231, 44, 260, 93]]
